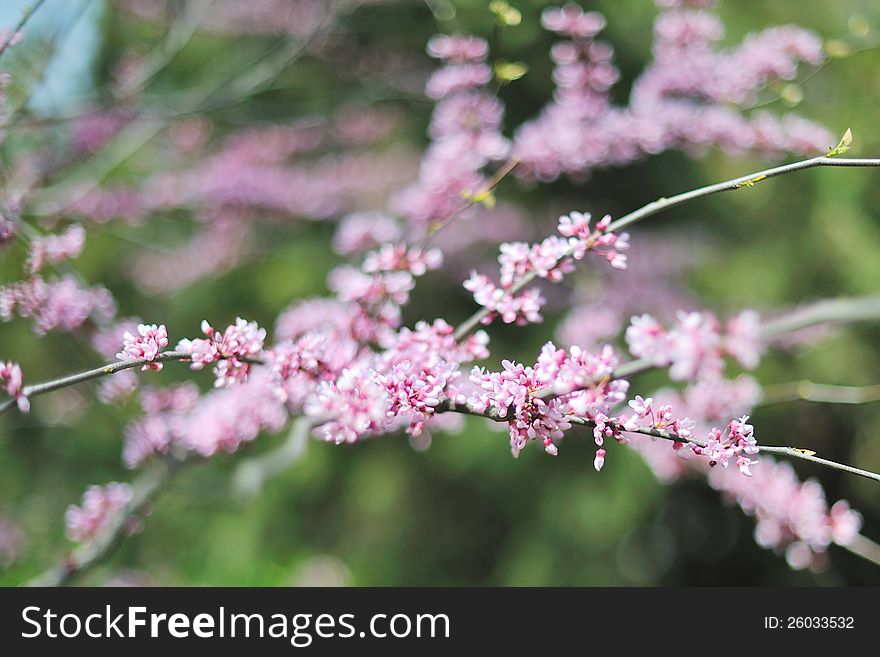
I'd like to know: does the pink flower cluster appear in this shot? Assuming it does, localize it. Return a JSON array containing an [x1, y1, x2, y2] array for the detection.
[[393, 33, 509, 229], [123, 384, 200, 467], [541, 5, 607, 39], [695, 415, 760, 475], [64, 483, 134, 544], [622, 395, 696, 443], [464, 211, 629, 326], [512, 3, 831, 182], [375, 319, 489, 437], [26, 225, 86, 274], [0, 275, 116, 335], [117, 323, 169, 371], [621, 394, 759, 474], [177, 318, 267, 387], [300, 318, 489, 443], [332, 212, 402, 256], [362, 244, 443, 276], [66, 112, 414, 230], [470, 359, 571, 458], [0, 361, 28, 412], [123, 373, 287, 467], [469, 341, 627, 460], [626, 309, 762, 380]]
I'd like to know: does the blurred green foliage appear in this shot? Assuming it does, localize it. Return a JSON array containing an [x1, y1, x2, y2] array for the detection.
[[2, 0, 880, 586]]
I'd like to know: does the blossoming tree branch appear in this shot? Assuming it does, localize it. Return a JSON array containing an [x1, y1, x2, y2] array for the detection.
[[2, 0, 880, 583]]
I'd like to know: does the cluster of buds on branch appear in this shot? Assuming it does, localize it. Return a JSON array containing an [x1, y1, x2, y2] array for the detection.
[[0, 0, 879, 585]]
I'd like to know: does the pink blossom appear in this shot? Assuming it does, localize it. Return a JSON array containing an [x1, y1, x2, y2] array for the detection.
[[464, 210, 630, 329], [725, 310, 762, 369], [270, 328, 360, 408], [628, 395, 653, 417], [470, 358, 571, 458], [140, 382, 200, 415], [328, 266, 414, 307], [0, 276, 116, 335], [123, 414, 180, 468], [27, 225, 86, 273], [541, 5, 607, 39], [65, 483, 134, 543], [593, 448, 607, 471], [691, 415, 758, 474], [98, 370, 139, 404], [513, 3, 830, 182], [332, 212, 402, 255], [668, 311, 724, 381], [174, 370, 287, 458], [829, 501, 862, 547], [626, 310, 763, 381], [427, 34, 489, 62], [426, 64, 493, 100], [0, 361, 28, 412], [362, 244, 443, 276], [306, 368, 392, 444], [464, 273, 545, 326], [625, 314, 670, 365], [117, 324, 169, 371], [179, 318, 266, 387]]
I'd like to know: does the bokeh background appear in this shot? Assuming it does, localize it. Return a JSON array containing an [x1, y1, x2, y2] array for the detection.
[[2, 0, 880, 585]]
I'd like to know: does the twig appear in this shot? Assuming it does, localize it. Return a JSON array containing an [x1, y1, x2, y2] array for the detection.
[[0, 351, 265, 416], [5, 293, 880, 418], [422, 156, 521, 247], [759, 381, 880, 406], [454, 155, 880, 340], [759, 295, 880, 339], [842, 534, 880, 568], [755, 446, 880, 483], [0, 0, 50, 62], [439, 400, 880, 484]]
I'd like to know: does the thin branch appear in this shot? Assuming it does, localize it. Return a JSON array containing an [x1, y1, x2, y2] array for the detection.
[[759, 381, 880, 406], [842, 534, 880, 568], [759, 295, 880, 339], [439, 400, 880, 484], [605, 155, 880, 233], [756, 446, 880, 483], [454, 155, 880, 341], [0, 351, 188, 415], [0, 351, 265, 416], [0, 0, 50, 62], [27, 456, 182, 586], [422, 156, 521, 248], [5, 293, 880, 418]]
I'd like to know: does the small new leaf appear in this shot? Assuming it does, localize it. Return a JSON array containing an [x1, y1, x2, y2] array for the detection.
[[827, 128, 853, 157], [494, 61, 528, 83], [791, 448, 817, 457], [489, 1, 522, 26], [461, 189, 496, 208], [735, 174, 766, 189]]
